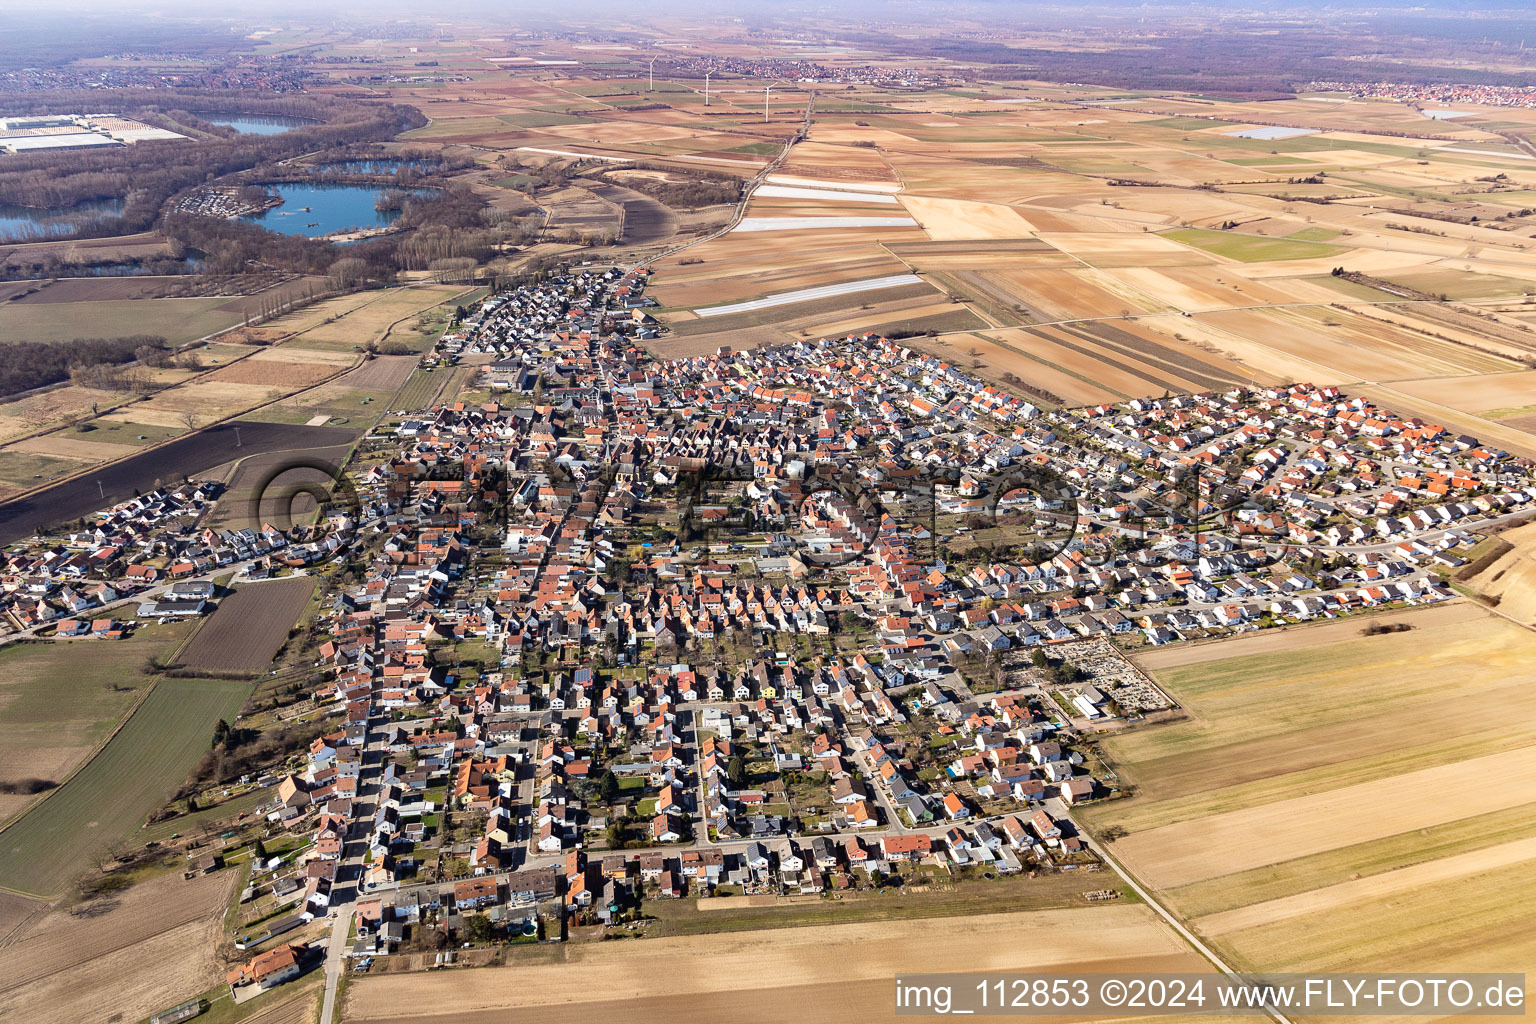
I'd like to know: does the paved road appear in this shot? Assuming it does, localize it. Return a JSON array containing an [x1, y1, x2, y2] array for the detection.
[[318, 710, 387, 1024]]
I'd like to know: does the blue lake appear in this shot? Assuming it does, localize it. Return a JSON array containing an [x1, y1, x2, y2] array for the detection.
[[238, 183, 416, 239], [202, 113, 317, 135], [0, 198, 125, 241]]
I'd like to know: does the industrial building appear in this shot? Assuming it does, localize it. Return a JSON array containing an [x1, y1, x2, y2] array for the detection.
[[0, 113, 187, 155]]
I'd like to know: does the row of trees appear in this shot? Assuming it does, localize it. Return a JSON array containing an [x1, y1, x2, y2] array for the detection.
[[0, 334, 166, 398]]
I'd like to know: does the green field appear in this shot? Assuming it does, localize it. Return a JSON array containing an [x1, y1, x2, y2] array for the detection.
[[1287, 226, 1342, 241], [1163, 227, 1348, 262], [1379, 269, 1534, 301], [493, 173, 541, 191], [399, 116, 515, 140], [1140, 117, 1232, 130], [72, 419, 186, 446], [0, 676, 250, 897], [0, 628, 192, 810], [0, 297, 241, 346], [0, 450, 82, 494]]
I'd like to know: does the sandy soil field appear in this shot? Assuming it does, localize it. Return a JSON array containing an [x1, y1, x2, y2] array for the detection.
[[1391, 369, 1536, 422], [1463, 522, 1536, 623], [208, 359, 341, 388], [899, 195, 1037, 239], [0, 869, 234, 1024], [346, 906, 1207, 1024], [7, 434, 141, 462], [103, 382, 281, 427], [1107, 267, 1302, 311], [1132, 602, 1486, 673]]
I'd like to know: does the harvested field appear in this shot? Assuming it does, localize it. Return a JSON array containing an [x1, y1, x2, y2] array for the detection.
[[733, 215, 917, 232], [1356, 382, 1536, 460], [585, 182, 679, 245], [346, 905, 1207, 1024], [0, 420, 359, 544], [0, 889, 46, 947], [644, 324, 793, 359], [1006, 324, 1221, 396], [664, 282, 939, 338], [1390, 370, 1536, 425], [1037, 232, 1211, 268], [969, 267, 1170, 321], [276, 285, 470, 354], [808, 302, 987, 341], [1195, 307, 1457, 382], [0, 231, 171, 273], [123, 381, 284, 423], [177, 578, 318, 674], [206, 359, 341, 388], [1090, 604, 1536, 829], [326, 354, 419, 392], [0, 870, 235, 1024], [0, 676, 250, 897], [1209, 856, 1536, 979], [1105, 267, 1302, 311], [693, 274, 924, 317], [203, 442, 355, 531]]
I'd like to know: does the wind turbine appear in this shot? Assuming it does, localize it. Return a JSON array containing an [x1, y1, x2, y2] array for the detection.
[[764, 83, 773, 123], [704, 70, 713, 107], [648, 57, 658, 92]]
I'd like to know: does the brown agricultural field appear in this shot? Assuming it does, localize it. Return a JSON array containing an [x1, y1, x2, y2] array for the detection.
[[0, 869, 236, 1024], [327, 354, 421, 392], [897, 195, 1038, 239], [1111, 745, 1536, 889], [346, 905, 1209, 1024], [177, 578, 318, 674], [911, 331, 1123, 406], [207, 359, 342, 388], [1460, 521, 1536, 624], [1078, 603, 1536, 986]]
